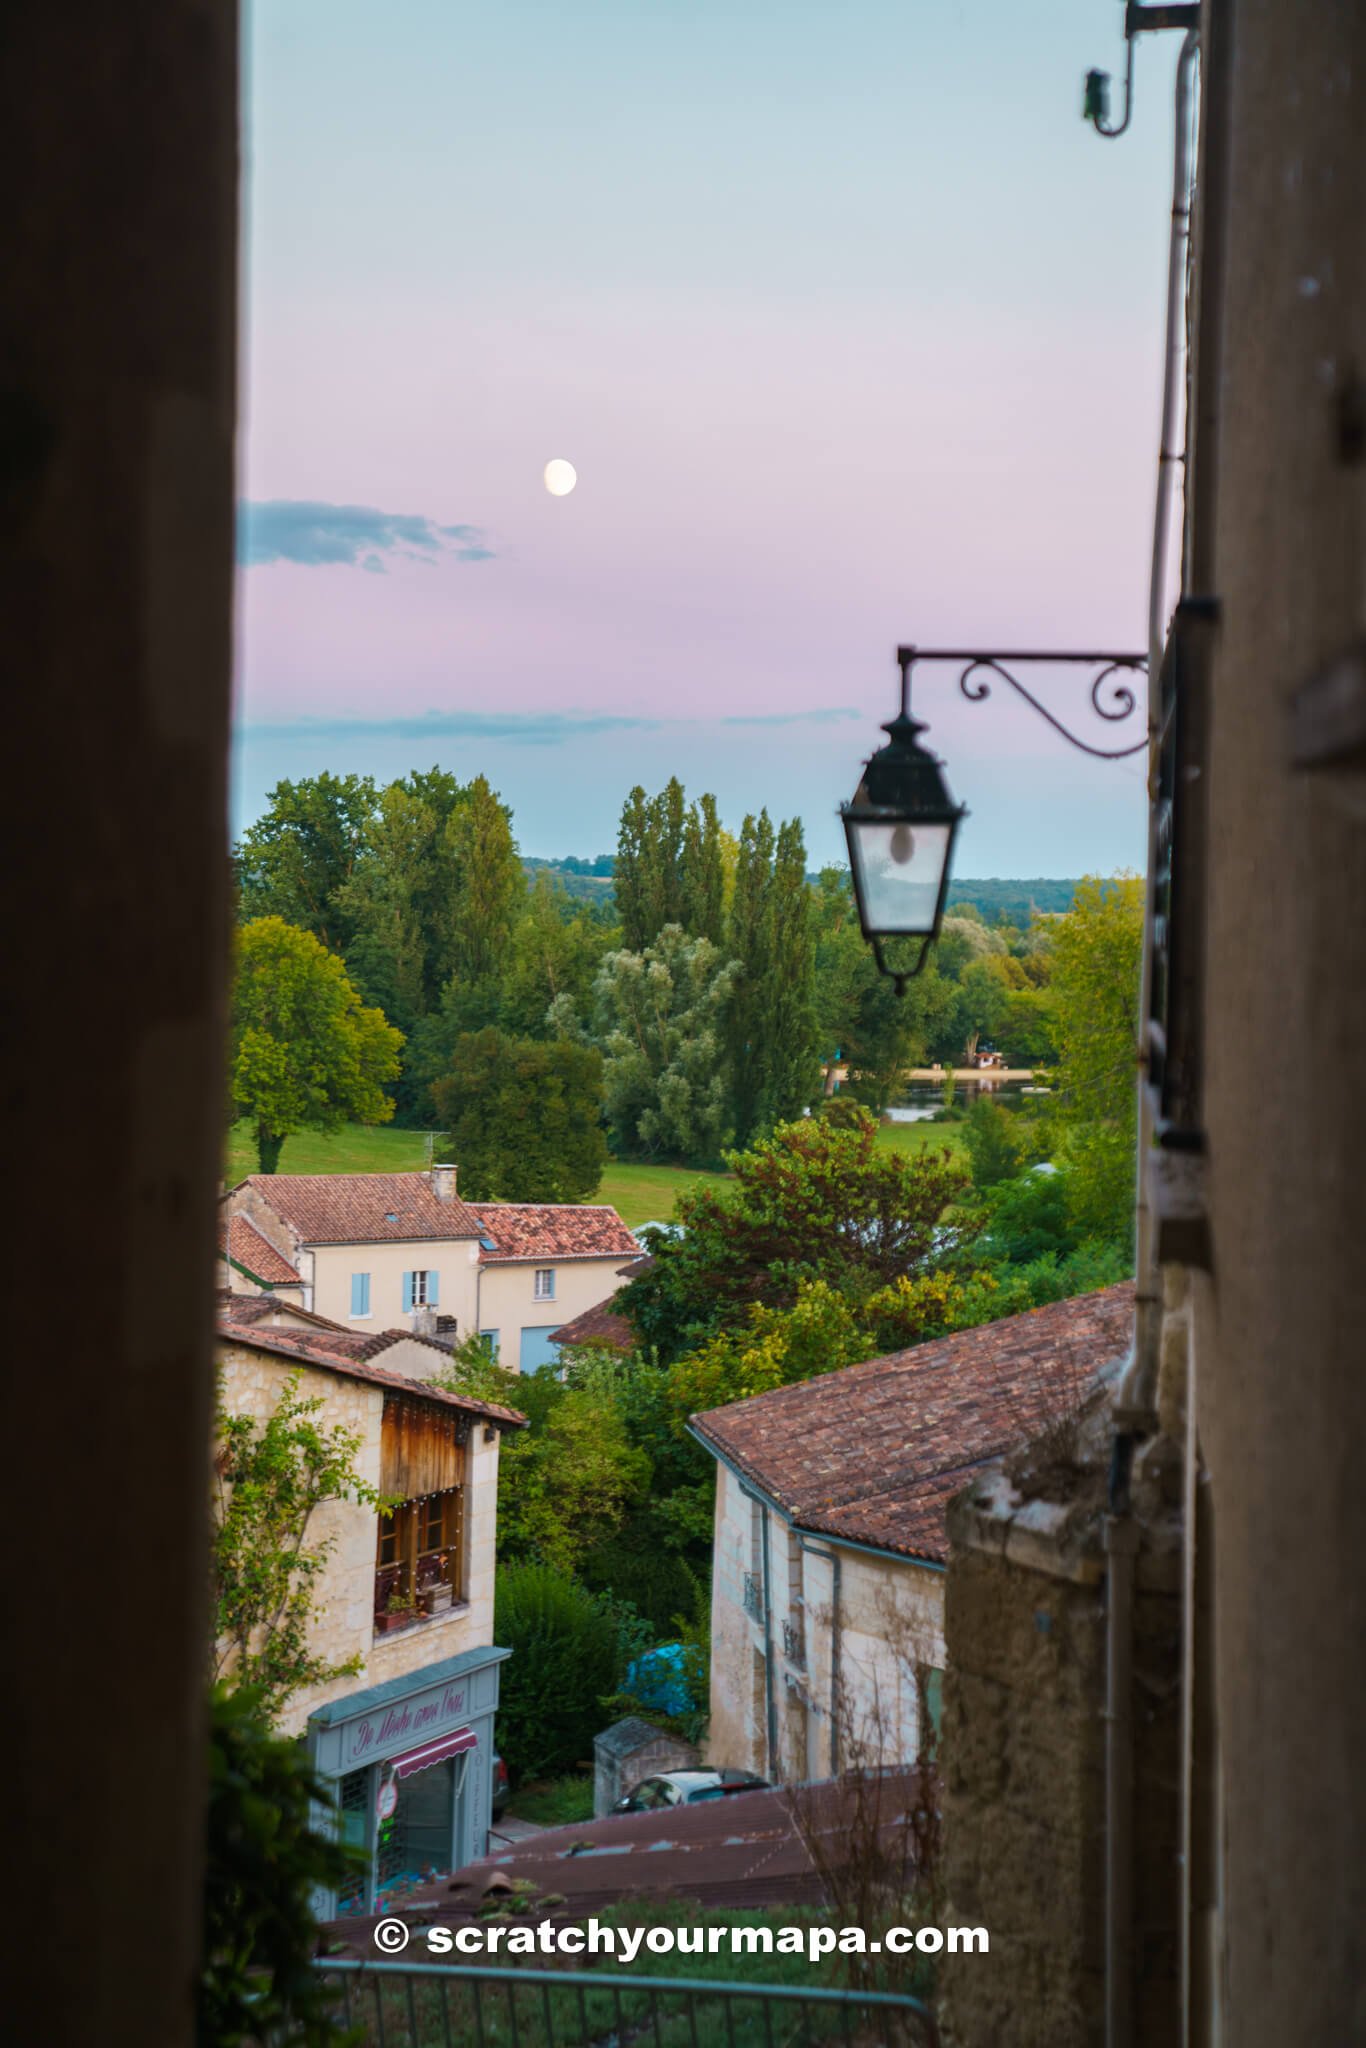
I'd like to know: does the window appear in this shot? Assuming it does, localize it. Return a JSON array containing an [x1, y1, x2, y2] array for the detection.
[[480, 1329, 500, 1361], [403, 1270, 439, 1311], [533, 1268, 555, 1301], [350, 1272, 371, 1318], [373, 1487, 465, 1626]]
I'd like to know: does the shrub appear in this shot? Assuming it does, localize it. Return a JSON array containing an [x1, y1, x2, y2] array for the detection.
[[199, 1685, 362, 2048], [493, 1564, 625, 1780]]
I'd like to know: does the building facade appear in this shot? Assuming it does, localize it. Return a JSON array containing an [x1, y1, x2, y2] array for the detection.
[[691, 1289, 1134, 1786], [216, 1313, 526, 1912], [225, 1167, 639, 1370]]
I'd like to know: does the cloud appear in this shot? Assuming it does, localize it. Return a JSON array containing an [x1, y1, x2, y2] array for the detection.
[[240, 706, 860, 747], [237, 500, 494, 571]]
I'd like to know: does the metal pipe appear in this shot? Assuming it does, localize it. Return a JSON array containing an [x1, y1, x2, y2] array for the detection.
[[1105, 1504, 1140, 2048], [797, 1533, 843, 1776], [1120, 24, 1200, 1428]]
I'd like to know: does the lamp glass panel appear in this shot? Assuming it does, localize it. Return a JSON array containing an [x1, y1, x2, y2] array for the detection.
[[848, 819, 951, 934]]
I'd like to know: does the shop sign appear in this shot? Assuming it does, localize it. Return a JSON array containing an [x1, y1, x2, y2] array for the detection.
[[376, 1777, 398, 1822], [342, 1680, 469, 1767]]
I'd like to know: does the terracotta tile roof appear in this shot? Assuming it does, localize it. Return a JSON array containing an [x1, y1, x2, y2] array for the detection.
[[690, 1283, 1134, 1565], [470, 1203, 639, 1264], [218, 1213, 302, 1287], [214, 1289, 350, 1334], [549, 1295, 635, 1351], [216, 1315, 527, 1428], [233, 1172, 484, 1245]]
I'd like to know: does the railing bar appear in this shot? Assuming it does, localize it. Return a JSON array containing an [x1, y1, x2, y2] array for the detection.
[[840, 1990, 855, 2047], [575, 1981, 590, 2048], [405, 1972, 420, 2046], [505, 1975, 518, 2048], [724, 1988, 738, 2048], [542, 1980, 557, 2048], [374, 1970, 389, 2048], [686, 1983, 701, 2048], [438, 1971, 453, 2048], [762, 1991, 776, 2048], [650, 1988, 664, 2048], [311, 1962, 934, 2019], [614, 1984, 626, 2047], [473, 1974, 488, 2048]]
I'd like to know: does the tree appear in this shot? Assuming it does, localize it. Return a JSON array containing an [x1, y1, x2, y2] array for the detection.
[[492, 1563, 628, 1782], [962, 1095, 1025, 1188], [812, 869, 955, 1111], [621, 1108, 975, 1360], [1048, 873, 1144, 1248], [212, 1371, 383, 1717], [231, 916, 404, 1173], [582, 924, 740, 1164], [725, 811, 821, 1144], [496, 871, 618, 1040], [431, 1027, 606, 1202], [681, 791, 726, 942], [234, 772, 376, 953]]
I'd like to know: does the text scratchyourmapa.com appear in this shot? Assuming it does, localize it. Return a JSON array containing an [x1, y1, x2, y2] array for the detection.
[[372, 1918, 988, 1962]]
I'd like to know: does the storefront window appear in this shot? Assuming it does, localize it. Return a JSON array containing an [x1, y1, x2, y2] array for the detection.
[[336, 1767, 371, 1915], [375, 1757, 458, 1912]]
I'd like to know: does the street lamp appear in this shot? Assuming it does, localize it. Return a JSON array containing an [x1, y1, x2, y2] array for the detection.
[[841, 652, 966, 994]]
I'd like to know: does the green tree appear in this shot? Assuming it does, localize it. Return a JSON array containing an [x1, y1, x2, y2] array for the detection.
[[231, 916, 404, 1173], [621, 1108, 974, 1360], [337, 779, 452, 1036], [962, 1096, 1025, 1189], [431, 1027, 607, 1202], [492, 1563, 627, 1781], [725, 812, 821, 1144], [212, 1371, 383, 1717], [812, 870, 954, 1112], [497, 871, 618, 1039], [1048, 873, 1144, 1248], [234, 772, 376, 953], [581, 924, 740, 1164], [681, 791, 726, 942], [439, 773, 525, 1023]]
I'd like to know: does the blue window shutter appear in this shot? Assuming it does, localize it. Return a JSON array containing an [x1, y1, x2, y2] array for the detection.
[[351, 1273, 370, 1317], [428, 1270, 439, 1308], [402, 1271, 414, 1313]]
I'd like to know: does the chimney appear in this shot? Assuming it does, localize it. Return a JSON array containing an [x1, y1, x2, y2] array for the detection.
[[432, 1162, 457, 1203]]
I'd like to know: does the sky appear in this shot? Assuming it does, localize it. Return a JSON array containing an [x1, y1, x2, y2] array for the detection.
[[235, 0, 1184, 874]]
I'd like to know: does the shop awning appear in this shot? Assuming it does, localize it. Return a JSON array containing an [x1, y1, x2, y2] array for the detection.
[[391, 1728, 478, 1780]]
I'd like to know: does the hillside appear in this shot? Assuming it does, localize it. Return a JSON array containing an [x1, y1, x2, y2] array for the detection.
[[524, 857, 1080, 926]]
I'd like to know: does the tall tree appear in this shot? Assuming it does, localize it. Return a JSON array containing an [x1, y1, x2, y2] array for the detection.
[[586, 925, 740, 1164], [497, 871, 619, 1039], [1048, 873, 1144, 1247], [681, 791, 726, 943], [337, 780, 451, 1035], [234, 772, 377, 953], [725, 812, 821, 1144], [432, 1027, 607, 1202], [231, 917, 404, 1173], [614, 786, 652, 951]]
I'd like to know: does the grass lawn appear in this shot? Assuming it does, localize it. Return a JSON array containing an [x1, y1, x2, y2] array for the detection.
[[503, 1774, 596, 1828], [225, 1116, 962, 1226]]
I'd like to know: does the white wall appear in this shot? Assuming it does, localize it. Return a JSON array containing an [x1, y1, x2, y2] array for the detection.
[[706, 1461, 946, 1782], [477, 1258, 630, 1371]]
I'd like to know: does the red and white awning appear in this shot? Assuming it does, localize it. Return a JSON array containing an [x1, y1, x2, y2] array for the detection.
[[391, 1728, 477, 1780]]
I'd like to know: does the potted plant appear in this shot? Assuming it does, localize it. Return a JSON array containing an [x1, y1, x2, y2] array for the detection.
[[377, 1586, 417, 1635]]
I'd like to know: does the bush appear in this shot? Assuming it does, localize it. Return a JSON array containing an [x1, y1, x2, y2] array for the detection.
[[962, 1096, 1024, 1188], [200, 1685, 362, 2048], [493, 1563, 626, 1780]]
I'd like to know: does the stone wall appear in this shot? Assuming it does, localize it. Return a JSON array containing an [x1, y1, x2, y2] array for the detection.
[[217, 1342, 502, 1737], [938, 1444, 1182, 2048], [593, 1720, 700, 1816]]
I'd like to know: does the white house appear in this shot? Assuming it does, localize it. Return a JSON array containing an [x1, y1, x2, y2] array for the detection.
[[689, 1284, 1134, 1784], [222, 1167, 639, 1371]]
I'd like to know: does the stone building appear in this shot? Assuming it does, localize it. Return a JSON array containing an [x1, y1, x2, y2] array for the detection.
[[691, 1287, 1133, 1784], [216, 1307, 526, 1911]]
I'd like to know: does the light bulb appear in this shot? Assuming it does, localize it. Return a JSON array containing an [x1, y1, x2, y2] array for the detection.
[[889, 822, 916, 865]]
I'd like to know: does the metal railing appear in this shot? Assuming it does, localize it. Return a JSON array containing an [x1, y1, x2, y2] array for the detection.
[[314, 1960, 938, 2048], [742, 1572, 765, 1622], [781, 1620, 806, 1668]]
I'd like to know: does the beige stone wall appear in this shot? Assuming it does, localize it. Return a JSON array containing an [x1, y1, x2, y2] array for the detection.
[[216, 1342, 502, 1739], [478, 1257, 630, 1370], [706, 1462, 946, 1781]]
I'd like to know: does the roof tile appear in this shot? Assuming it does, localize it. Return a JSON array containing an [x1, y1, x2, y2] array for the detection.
[[216, 1315, 527, 1428], [235, 1172, 485, 1245], [691, 1284, 1134, 1564], [470, 1204, 638, 1264]]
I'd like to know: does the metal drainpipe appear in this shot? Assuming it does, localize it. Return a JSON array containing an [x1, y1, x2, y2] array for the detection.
[[798, 1533, 843, 1775], [740, 1483, 780, 1781], [1121, 24, 1200, 1430], [1106, 1437, 1140, 2048]]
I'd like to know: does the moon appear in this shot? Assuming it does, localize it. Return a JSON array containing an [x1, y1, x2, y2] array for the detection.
[[544, 458, 578, 497]]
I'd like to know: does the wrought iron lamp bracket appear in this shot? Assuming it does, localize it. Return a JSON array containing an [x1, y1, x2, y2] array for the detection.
[[895, 646, 1149, 761]]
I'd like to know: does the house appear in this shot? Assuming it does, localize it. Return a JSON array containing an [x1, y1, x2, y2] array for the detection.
[[689, 1284, 1133, 1784], [217, 1208, 308, 1305], [216, 1304, 527, 1913], [224, 1166, 639, 1371]]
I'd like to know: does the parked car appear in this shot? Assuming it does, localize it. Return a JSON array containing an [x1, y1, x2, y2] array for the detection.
[[491, 1753, 510, 1820], [613, 1768, 768, 1814]]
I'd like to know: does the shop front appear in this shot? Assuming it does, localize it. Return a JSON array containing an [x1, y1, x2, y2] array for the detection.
[[307, 1644, 509, 1917]]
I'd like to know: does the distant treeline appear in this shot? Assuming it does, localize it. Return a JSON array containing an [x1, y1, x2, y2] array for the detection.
[[525, 856, 1079, 927]]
